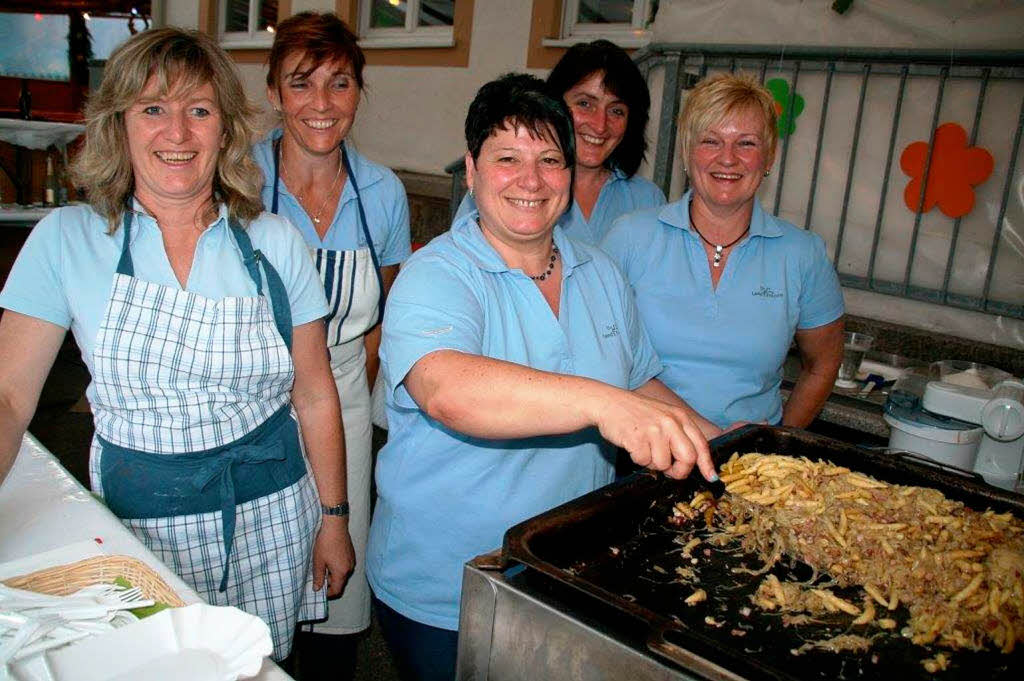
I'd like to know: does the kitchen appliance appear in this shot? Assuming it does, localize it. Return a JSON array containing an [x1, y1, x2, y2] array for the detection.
[[456, 426, 1024, 681], [884, 361, 1024, 490]]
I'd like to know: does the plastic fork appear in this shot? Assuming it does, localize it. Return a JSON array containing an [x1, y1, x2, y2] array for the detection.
[[0, 585, 152, 614]]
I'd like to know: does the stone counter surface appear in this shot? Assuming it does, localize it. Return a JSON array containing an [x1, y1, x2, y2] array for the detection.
[[785, 314, 1024, 438]]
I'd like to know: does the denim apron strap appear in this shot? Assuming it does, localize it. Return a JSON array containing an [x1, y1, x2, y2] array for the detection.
[[116, 209, 134, 276], [271, 137, 282, 214], [341, 145, 386, 326], [229, 219, 293, 352]]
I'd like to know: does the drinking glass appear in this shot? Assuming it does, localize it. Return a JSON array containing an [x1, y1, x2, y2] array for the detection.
[[837, 332, 874, 386]]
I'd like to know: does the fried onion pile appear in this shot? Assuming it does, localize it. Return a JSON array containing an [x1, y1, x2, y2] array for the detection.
[[677, 453, 1024, 654]]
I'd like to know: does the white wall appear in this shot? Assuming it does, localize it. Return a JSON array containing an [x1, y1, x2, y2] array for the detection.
[[161, 0, 198, 29], [653, 0, 1024, 50]]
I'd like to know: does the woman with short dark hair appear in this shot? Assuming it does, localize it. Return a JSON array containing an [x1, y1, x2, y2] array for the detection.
[[457, 40, 665, 245], [366, 73, 719, 681]]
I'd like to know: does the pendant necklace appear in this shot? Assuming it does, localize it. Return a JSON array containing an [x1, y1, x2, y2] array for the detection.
[[282, 153, 344, 225], [529, 243, 560, 281], [691, 221, 749, 268]]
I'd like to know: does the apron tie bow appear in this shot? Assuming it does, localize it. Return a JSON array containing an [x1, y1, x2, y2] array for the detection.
[[191, 441, 286, 592]]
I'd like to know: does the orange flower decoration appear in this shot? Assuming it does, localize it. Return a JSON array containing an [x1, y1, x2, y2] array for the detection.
[[900, 122, 993, 218]]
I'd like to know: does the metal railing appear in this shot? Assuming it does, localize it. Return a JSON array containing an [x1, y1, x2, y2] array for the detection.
[[632, 43, 1024, 319]]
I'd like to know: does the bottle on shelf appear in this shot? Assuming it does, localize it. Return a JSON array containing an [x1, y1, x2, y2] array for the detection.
[[18, 80, 31, 120], [58, 160, 70, 206], [44, 155, 58, 206]]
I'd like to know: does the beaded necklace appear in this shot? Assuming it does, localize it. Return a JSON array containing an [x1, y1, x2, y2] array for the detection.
[[529, 243, 560, 281]]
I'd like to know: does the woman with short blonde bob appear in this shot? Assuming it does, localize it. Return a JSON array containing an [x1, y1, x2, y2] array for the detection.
[[602, 73, 844, 429], [0, 28, 352, 659]]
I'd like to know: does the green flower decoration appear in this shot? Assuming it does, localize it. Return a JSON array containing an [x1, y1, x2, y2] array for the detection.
[[766, 78, 805, 138]]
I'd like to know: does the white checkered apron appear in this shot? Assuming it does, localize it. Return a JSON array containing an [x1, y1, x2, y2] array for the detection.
[[88, 217, 326, 659]]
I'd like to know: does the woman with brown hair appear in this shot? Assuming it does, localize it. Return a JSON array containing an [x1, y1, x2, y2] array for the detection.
[[252, 11, 411, 664], [0, 28, 352, 660]]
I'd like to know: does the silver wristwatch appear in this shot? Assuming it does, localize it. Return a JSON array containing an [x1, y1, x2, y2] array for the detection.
[[321, 501, 350, 517]]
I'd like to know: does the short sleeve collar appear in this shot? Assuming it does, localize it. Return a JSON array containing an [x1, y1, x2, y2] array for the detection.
[[659, 190, 784, 239], [450, 209, 591, 275], [257, 129, 386, 198]]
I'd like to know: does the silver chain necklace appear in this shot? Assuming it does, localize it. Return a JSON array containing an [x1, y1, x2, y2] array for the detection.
[[689, 208, 749, 268], [281, 153, 343, 225]]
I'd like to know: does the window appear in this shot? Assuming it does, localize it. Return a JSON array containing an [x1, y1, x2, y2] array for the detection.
[[87, 14, 139, 60], [0, 12, 70, 81], [547, 0, 657, 48], [358, 0, 456, 49], [219, 0, 278, 49]]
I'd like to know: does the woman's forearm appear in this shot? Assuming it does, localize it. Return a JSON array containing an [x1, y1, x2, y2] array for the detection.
[[406, 350, 620, 439], [291, 322, 347, 507], [405, 350, 716, 480], [363, 324, 382, 390], [363, 264, 398, 391], [0, 401, 31, 485], [0, 312, 66, 484], [294, 390, 347, 505], [782, 367, 836, 428], [782, 320, 844, 428]]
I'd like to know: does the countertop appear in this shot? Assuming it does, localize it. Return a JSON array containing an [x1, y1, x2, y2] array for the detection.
[[782, 353, 891, 439], [0, 434, 292, 681]]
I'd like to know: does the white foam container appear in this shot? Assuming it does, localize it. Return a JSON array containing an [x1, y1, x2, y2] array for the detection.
[[883, 413, 983, 471]]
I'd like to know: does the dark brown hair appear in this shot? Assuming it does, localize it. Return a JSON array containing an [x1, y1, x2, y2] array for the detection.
[[266, 12, 365, 90], [546, 40, 650, 177]]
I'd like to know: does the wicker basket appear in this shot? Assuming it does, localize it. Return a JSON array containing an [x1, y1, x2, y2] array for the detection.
[[1, 555, 185, 607]]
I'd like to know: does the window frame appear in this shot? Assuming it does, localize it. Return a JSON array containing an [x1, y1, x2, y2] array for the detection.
[[357, 0, 456, 50], [543, 0, 653, 49], [218, 0, 278, 50]]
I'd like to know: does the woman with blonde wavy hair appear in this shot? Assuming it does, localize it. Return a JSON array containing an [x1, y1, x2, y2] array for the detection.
[[0, 27, 353, 660]]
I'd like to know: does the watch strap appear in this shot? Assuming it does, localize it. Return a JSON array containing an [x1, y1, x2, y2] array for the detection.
[[321, 501, 350, 517]]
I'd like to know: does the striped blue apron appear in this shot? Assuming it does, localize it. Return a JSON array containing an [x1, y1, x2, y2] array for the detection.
[[88, 208, 325, 658], [270, 141, 380, 634]]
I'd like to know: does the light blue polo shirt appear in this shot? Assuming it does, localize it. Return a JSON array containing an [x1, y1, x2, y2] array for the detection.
[[454, 167, 666, 245], [253, 130, 411, 265], [0, 202, 329, 403], [601, 192, 844, 428], [366, 211, 662, 629]]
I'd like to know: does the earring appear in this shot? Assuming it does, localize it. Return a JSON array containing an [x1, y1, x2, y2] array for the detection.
[[764, 170, 771, 178], [468, 187, 474, 198]]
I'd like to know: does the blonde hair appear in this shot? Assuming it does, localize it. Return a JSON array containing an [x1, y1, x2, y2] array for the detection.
[[72, 28, 263, 231], [678, 73, 778, 170]]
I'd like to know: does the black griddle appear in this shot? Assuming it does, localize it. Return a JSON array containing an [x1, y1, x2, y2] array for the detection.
[[501, 426, 1024, 681]]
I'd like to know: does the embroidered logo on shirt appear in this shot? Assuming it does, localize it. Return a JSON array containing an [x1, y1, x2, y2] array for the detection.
[[602, 324, 619, 338], [752, 286, 783, 299], [420, 325, 454, 336]]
